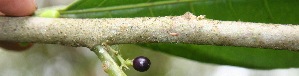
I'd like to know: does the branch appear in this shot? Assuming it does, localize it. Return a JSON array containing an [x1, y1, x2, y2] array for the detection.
[[92, 45, 127, 76], [1, 12, 299, 51]]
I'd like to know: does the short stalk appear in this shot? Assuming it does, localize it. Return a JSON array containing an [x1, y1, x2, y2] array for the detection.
[[102, 42, 130, 70], [92, 45, 127, 76]]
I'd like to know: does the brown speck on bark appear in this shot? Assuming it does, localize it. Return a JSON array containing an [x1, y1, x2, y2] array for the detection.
[[169, 33, 179, 36]]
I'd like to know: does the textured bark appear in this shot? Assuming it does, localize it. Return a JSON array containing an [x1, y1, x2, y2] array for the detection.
[[0, 12, 298, 50]]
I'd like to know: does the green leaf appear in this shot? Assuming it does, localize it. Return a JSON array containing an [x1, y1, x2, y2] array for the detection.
[[60, 0, 198, 18], [139, 43, 299, 69], [60, 0, 299, 69]]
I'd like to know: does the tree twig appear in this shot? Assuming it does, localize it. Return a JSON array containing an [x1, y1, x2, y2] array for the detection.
[[92, 45, 127, 76], [0, 12, 299, 51]]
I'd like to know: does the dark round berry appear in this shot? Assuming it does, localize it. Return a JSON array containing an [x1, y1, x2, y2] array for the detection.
[[133, 56, 151, 72]]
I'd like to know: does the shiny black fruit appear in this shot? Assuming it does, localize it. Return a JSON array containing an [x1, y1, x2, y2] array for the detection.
[[133, 56, 151, 72]]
